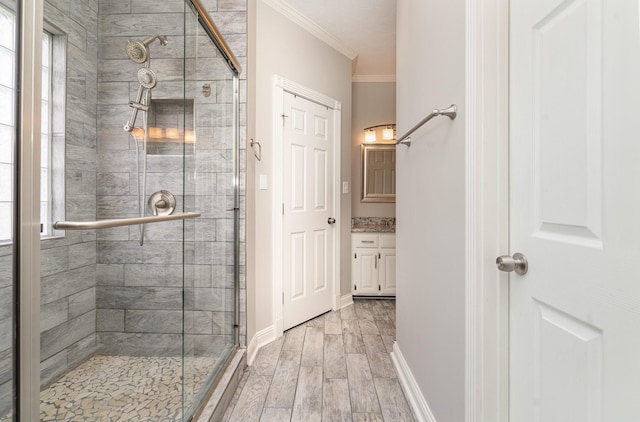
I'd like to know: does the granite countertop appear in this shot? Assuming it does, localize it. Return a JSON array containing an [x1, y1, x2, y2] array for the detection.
[[351, 217, 396, 233], [351, 226, 395, 233]]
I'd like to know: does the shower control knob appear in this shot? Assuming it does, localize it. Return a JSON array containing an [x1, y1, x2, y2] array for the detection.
[[148, 190, 176, 216]]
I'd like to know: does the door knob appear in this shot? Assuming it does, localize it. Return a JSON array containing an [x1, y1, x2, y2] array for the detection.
[[496, 252, 528, 275], [327, 218, 336, 225]]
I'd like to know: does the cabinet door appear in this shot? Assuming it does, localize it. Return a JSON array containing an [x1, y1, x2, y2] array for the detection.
[[353, 247, 378, 294], [379, 248, 396, 294]]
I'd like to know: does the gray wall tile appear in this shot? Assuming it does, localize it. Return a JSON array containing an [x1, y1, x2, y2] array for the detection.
[[96, 309, 124, 331], [41, 311, 96, 361], [125, 310, 182, 333]]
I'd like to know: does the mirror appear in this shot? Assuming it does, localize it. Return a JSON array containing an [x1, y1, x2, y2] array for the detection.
[[361, 144, 396, 203]]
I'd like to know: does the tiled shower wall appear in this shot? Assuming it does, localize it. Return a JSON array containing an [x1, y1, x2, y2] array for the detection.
[[38, 0, 99, 389], [94, 0, 248, 355]]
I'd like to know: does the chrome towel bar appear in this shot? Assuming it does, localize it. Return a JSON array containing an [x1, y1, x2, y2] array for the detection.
[[53, 212, 201, 230], [396, 104, 457, 146]]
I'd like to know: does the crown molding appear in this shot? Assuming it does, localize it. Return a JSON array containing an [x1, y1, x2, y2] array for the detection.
[[261, 0, 358, 60], [352, 74, 397, 83]]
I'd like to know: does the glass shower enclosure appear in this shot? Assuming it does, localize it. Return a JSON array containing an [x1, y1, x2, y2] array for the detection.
[[1, 0, 240, 420]]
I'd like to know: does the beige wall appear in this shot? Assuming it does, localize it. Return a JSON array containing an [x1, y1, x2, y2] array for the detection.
[[395, 0, 466, 420], [351, 82, 396, 218], [247, 0, 353, 341]]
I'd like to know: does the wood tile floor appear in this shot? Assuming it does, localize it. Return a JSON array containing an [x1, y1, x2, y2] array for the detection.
[[223, 299, 416, 421]]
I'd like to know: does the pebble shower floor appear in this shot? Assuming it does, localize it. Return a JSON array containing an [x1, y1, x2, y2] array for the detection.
[[1, 355, 217, 421]]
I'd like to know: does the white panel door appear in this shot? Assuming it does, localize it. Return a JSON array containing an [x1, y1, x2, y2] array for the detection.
[[510, 0, 640, 420], [282, 92, 335, 330]]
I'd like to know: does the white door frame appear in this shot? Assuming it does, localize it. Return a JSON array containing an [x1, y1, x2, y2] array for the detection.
[[271, 75, 342, 336], [465, 0, 510, 421]]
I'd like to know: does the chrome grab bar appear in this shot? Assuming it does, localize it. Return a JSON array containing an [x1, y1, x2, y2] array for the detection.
[[396, 104, 457, 147], [53, 212, 201, 230]]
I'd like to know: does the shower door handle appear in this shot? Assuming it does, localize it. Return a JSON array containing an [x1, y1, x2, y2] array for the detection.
[[53, 212, 201, 230]]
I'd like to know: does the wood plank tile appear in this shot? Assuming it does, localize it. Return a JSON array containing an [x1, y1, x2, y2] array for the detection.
[[259, 407, 292, 421], [346, 353, 381, 413], [353, 301, 374, 320], [373, 377, 416, 421], [291, 366, 323, 422], [367, 351, 397, 379], [374, 319, 396, 337], [362, 334, 395, 379], [325, 311, 342, 335], [369, 301, 391, 321], [362, 335, 386, 354], [301, 327, 324, 367], [263, 349, 301, 408], [323, 334, 347, 379], [252, 337, 284, 376], [224, 299, 415, 422], [359, 319, 380, 335], [340, 303, 357, 320], [387, 309, 396, 325], [227, 372, 272, 421], [282, 324, 306, 351], [352, 412, 384, 422], [380, 299, 395, 310], [342, 319, 366, 354], [381, 335, 395, 354], [323, 378, 352, 422], [307, 313, 325, 329]]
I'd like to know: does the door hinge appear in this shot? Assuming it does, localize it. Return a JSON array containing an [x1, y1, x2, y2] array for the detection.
[[378, 285, 381, 291], [282, 203, 284, 215], [354, 284, 357, 291], [282, 292, 284, 304], [378, 252, 381, 259], [354, 252, 357, 259]]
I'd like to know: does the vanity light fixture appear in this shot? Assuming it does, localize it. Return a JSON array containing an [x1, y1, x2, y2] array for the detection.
[[382, 125, 395, 141], [363, 123, 396, 143], [365, 129, 376, 143]]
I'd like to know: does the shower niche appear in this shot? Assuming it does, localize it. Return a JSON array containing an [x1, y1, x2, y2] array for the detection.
[[145, 98, 196, 156]]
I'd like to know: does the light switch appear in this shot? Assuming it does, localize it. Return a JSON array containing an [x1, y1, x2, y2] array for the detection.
[[259, 174, 268, 190], [342, 181, 349, 194]]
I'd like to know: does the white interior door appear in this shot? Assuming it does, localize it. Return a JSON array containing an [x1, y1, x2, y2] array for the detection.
[[509, 0, 640, 420], [282, 91, 335, 330]]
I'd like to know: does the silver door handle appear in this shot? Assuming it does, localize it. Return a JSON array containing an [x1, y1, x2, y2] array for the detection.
[[327, 218, 336, 224], [496, 253, 528, 275]]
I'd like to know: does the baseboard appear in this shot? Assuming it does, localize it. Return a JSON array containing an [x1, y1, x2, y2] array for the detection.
[[391, 342, 438, 422], [247, 325, 277, 365], [340, 293, 354, 309], [247, 334, 258, 366]]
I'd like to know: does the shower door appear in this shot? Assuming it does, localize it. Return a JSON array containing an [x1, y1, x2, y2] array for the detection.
[[1, 0, 240, 420]]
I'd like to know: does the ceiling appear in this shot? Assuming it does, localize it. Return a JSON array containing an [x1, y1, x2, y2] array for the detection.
[[283, 0, 397, 80]]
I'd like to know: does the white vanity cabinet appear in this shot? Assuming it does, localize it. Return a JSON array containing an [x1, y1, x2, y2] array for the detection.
[[352, 233, 396, 296]]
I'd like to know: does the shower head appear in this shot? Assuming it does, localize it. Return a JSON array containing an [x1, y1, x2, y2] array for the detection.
[[125, 35, 168, 64], [125, 40, 149, 64]]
